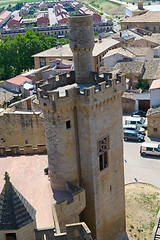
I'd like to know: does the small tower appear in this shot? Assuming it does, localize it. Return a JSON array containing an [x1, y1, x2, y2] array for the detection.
[[37, 14, 127, 240], [68, 15, 95, 83], [0, 172, 36, 240], [132, 0, 148, 16], [138, 0, 143, 10]]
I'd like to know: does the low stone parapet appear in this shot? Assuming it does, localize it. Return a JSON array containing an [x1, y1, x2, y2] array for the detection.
[[0, 144, 47, 156]]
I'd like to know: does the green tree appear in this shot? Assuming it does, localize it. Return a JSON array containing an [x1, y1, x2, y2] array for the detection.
[[12, 24, 17, 29], [136, 77, 149, 91], [0, 30, 59, 80], [94, 31, 99, 36]]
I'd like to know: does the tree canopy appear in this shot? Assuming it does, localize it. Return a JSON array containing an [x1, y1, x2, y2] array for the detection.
[[0, 30, 69, 80]]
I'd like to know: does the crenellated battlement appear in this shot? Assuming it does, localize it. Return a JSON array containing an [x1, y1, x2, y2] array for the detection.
[[37, 71, 126, 112], [52, 182, 86, 234]]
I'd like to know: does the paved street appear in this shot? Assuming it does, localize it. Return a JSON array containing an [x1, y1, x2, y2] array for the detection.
[[123, 115, 160, 188]]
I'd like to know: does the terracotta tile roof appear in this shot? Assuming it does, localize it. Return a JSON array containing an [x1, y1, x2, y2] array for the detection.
[[121, 11, 160, 23], [13, 16, 22, 22], [143, 34, 160, 45], [37, 13, 47, 19], [0, 88, 14, 105], [32, 39, 120, 58], [125, 47, 150, 56], [147, 106, 160, 116], [143, 60, 160, 80], [150, 79, 160, 90], [6, 75, 32, 86], [0, 10, 11, 20], [103, 47, 135, 59], [115, 61, 144, 73]]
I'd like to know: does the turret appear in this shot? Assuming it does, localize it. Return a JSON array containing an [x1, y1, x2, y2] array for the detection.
[[68, 15, 95, 84]]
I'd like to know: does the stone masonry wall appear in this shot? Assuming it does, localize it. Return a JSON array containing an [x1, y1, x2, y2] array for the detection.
[[77, 93, 126, 240], [147, 114, 160, 137], [38, 72, 126, 240], [0, 112, 46, 148]]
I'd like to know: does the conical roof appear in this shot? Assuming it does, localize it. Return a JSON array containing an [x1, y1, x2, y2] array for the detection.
[[0, 172, 36, 230]]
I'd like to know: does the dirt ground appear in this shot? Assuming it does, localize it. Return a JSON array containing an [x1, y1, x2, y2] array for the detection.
[[125, 183, 160, 240]]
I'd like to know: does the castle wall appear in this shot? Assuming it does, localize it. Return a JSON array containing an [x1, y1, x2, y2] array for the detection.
[[53, 190, 86, 232], [0, 112, 46, 148], [43, 107, 79, 190]]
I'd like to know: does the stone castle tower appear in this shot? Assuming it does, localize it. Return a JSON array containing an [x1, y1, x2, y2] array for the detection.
[[37, 15, 127, 240]]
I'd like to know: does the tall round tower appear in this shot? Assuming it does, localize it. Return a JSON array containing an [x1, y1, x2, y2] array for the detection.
[[68, 15, 95, 84]]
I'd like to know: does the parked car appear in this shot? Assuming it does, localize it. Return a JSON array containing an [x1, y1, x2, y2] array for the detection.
[[123, 124, 146, 135], [140, 142, 160, 156], [131, 110, 146, 117], [124, 130, 144, 142], [125, 116, 147, 129]]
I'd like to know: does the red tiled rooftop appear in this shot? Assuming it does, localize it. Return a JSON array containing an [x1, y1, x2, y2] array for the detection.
[[37, 13, 48, 19], [150, 79, 160, 90], [0, 154, 55, 228], [12, 16, 22, 21], [0, 10, 11, 20], [6, 75, 32, 86]]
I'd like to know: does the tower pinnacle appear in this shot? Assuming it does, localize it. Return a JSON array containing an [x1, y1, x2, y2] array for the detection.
[[4, 172, 10, 184], [68, 15, 95, 84]]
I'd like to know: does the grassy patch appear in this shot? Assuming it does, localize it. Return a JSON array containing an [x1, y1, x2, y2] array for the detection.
[[126, 183, 160, 239]]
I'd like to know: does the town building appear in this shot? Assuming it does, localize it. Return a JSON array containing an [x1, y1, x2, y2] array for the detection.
[[115, 61, 145, 87], [0, 10, 11, 28], [33, 38, 120, 71], [37, 14, 127, 240], [126, 2, 160, 17], [57, 13, 68, 25], [0, 88, 14, 108], [1, 21, 113, 38], [7, 16, 23, 29], [132, 0, 148, 16], [150, 79, 160, 108], [36, 13, 49, 27], [19, 6, 29, 16], [121, 11, 160, 33], [1, 75, 33, 94], [39, 2, 48, 10], [102, 47, 135, 67], [147, 106, 160, 137], [142, 59, 160, 86]]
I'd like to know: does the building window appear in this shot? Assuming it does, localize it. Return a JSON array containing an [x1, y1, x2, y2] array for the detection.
[[66, 120, 71, 129], [40, 57, 46, 67], [154, 128, 157, 132], [98, 136, 110, 171], [6, 233, 17, 240]]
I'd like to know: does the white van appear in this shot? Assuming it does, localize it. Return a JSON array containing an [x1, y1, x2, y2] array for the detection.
[[123, 124, 146, 135], [140, 142, 160, 156], [125, 116, 147, 129]]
